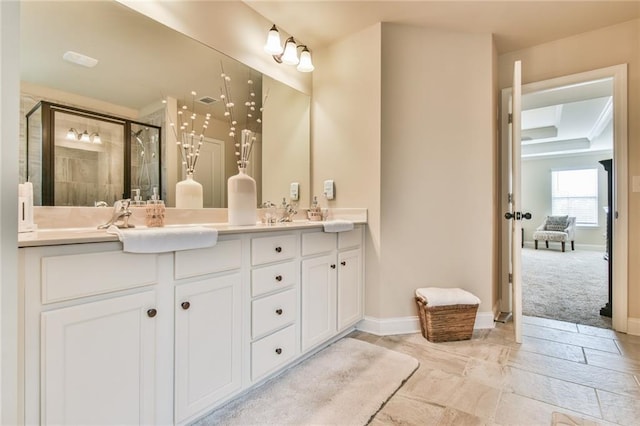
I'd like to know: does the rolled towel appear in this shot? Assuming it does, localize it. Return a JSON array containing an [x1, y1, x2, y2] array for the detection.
[[107, 225, 218, 253], [415, 287, 481, 307], [323, 220, 355, 233]]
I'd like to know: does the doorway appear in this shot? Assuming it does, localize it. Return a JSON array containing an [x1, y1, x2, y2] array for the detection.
[[500, 64, 628, 333]]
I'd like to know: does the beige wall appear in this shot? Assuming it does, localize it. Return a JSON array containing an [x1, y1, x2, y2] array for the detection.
[[521, 153, 612, 248], [312, 24, 383, 315], [379, 24, 496, 317], [498, 19, 640, 318]]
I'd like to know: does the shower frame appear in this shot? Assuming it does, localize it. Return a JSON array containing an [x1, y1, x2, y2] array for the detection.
[[25, 101, 162, 206]]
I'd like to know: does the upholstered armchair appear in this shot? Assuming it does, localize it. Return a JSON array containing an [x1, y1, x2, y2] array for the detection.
[[532, 215, 576, 252]]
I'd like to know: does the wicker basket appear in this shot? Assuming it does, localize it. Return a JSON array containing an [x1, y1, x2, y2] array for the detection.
[[415, 296, 478, 343]]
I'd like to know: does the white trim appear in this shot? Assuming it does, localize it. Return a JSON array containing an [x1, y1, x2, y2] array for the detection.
[[356, 312, 495, 336], [626, 318, 640, 336]]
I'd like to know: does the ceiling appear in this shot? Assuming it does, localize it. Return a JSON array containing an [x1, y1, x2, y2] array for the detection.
[[246, 0, 623, 158], [244, 0, 640, 54]]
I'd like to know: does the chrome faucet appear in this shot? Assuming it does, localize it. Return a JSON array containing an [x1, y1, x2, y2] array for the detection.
[[277, 198, 298, 223], [98, 199, 134, 229]]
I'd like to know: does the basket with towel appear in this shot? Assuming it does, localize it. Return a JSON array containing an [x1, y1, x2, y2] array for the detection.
[[415, 287, 480, 342]]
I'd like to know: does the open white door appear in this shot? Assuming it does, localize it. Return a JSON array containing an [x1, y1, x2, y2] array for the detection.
[[506, 60, 525, 343]]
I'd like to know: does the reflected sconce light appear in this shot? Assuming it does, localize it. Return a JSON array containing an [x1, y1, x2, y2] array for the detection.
[[264, 25, 314, 72], [67, 128, 101, 144]]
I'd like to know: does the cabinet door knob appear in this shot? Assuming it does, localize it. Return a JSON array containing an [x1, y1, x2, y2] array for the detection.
[[275, 246, 282, 253], [275, 275, 283, 282], [341, 261, 347, 266], [275, 308, 283, 315], [181, 301, 190, 310], [330, 264, 336, 269], [275, 348, 283, 355], [147, 308, 157, 318]]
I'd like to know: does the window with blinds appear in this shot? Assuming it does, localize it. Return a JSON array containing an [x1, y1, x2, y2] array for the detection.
[[551, 168, 599, 225]]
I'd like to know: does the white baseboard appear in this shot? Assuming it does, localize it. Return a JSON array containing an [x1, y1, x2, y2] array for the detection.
[[626, 317, 640, 336], [356, 311, 495, 336]]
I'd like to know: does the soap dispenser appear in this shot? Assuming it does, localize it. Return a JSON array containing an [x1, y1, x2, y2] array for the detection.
[[130, 188, 146, 207], [145, 187, 165, 227], [308, 196, 322, 221]]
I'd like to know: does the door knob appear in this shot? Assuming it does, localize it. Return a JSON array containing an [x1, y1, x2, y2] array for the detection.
[[504, 212, 516, 220], [522, 212, 532, 220], [147, 308, 157, 318], [181, 301, 190, 310]]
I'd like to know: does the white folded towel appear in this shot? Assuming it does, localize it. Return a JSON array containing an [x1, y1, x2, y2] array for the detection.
[[323, 220, 355, 233], [107, 225, 218, 253], [415, 287, 481, 307]]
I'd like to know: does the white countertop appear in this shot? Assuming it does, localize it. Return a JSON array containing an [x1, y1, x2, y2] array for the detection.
[[18, 209, 367, 248]]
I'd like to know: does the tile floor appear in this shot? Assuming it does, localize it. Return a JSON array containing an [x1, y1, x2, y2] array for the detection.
[[350, 316, 640, 425]]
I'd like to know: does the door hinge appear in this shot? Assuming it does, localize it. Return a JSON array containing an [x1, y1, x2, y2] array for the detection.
[[508, 113, 513, 124], [508, 193, 513, 203], [508, 273, 513, 283]]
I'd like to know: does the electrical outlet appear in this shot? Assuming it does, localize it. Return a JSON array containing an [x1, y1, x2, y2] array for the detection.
[[323, 180, 335, 200], [290, 182, 299, 201]]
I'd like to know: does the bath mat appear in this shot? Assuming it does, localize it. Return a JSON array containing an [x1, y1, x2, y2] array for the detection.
[[192, 337, 419, 425]]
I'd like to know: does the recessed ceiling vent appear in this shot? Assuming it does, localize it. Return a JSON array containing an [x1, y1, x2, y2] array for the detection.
[[197, 96, 218, 105]]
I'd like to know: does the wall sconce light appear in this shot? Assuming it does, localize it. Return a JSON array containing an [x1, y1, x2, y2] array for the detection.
[[67, 128, 101, 144], [264, 25, 314, 72]]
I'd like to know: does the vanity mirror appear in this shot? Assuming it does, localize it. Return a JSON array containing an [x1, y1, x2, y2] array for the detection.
[[19, 0, 310, 208]]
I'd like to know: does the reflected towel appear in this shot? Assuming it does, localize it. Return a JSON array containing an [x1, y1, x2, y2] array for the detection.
[[107, 225, 218, 253], [323, 220, 355, 233], [415, 287, 481, 307]]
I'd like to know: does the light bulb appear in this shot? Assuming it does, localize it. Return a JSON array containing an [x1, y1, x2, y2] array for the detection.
[[281, 38, 299, 65], [297, 47, 314, 72], [264, 25, 282, 55], [80, 131, 91, 143]]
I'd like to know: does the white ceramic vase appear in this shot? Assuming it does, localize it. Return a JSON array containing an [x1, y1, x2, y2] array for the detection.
[[228, 168, 257, 225], [175, 173, 203, 208]]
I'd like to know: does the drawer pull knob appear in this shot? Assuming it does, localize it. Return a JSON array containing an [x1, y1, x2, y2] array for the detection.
[[275, 308, 283, 315], [275, 348, 283, 355], [181, 301, 191, 310], [147, 308, 157, 318], [275, 246, 282, 253], [330, 264, 336, 269], [341, 261, 347, 266], [275, 275, 283, 282]]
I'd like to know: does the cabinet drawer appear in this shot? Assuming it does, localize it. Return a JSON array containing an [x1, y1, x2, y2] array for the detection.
[[301, 232, 336, 256], [338, 226, 363, 250], [41, 251, 157, 304], [251, 324, 297, 381], [175, 239, 241, 280], [252, 288, 297, 339], [251, 234, 297, 266], [251, 261, 297, 297]]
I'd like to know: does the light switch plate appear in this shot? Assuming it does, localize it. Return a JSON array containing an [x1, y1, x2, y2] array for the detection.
[[324, 180, 335, 200], [633, 176, 640, 193], [290, 182, 299, 201]]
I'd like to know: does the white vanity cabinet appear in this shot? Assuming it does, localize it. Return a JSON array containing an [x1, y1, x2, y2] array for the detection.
[[20, 242, 168, 426], [300, 226, 364, 352], [18, 223, 365, 425], [173, 239, 243, 424]]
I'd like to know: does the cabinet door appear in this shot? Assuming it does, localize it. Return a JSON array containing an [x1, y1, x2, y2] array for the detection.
[[41, 290, 158, 425], [337, 248, 364, 331], [301, 254, 337, 351], [174, 273, 242, 423]]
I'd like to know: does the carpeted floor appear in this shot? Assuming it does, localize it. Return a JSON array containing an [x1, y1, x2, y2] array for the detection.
[[193, 337, 419, 425], [522, 247, 611, 329]]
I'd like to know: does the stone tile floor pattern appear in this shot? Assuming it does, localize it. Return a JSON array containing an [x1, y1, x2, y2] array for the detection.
[[351, 316, 640, 425]]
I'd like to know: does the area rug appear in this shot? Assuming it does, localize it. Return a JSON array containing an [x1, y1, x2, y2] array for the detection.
[[522, 247, 611, 329], [192, 337, 419, 425]]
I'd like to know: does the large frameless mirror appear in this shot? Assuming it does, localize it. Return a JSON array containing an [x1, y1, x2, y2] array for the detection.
[[19, 0, 311, 208]]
